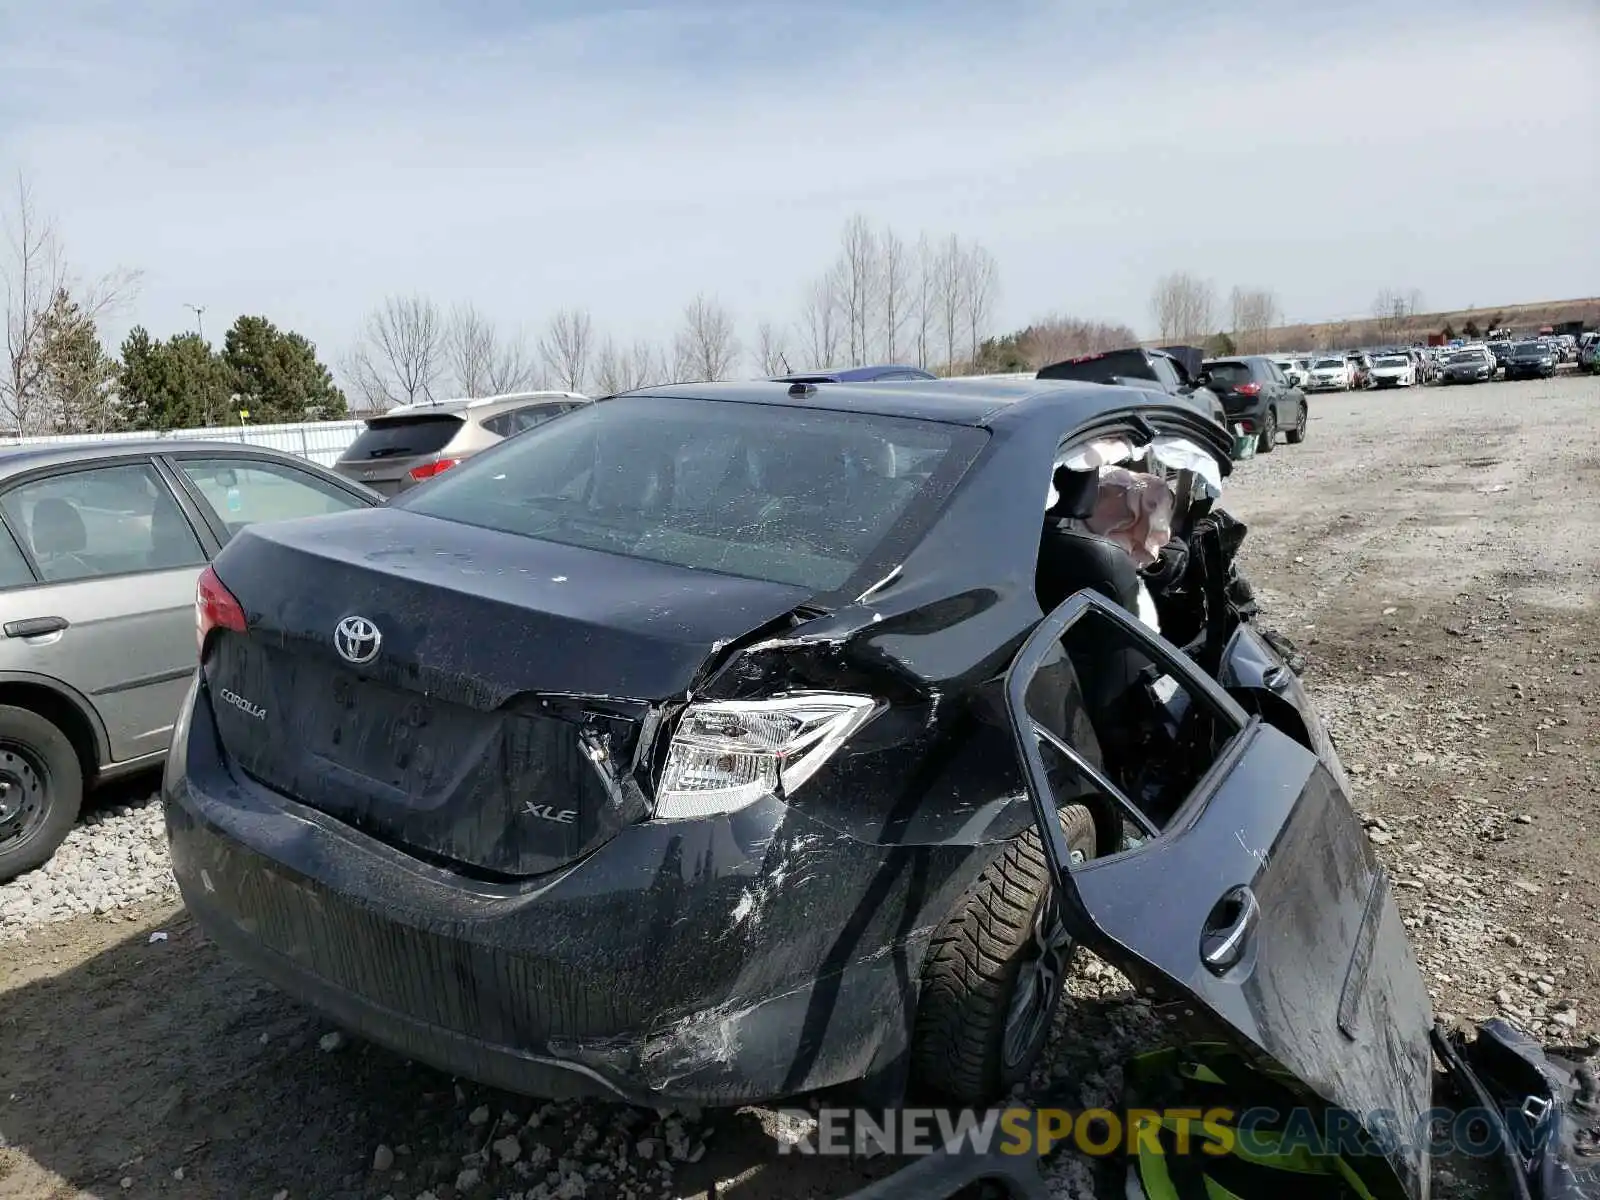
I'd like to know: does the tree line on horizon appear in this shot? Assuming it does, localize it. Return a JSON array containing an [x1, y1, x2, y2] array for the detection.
[[5, 170, 1456, 437]]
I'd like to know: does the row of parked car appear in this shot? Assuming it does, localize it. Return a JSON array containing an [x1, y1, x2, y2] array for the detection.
[[1270, 331, 1591, 392]]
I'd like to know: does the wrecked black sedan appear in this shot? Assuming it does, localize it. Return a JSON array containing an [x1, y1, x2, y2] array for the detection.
[[164, 378, 1434, 1196]]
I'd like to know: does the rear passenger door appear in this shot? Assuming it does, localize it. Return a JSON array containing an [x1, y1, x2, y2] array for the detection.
[[0, 460, 212, 763]]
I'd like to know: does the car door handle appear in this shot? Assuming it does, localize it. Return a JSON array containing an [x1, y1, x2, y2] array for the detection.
[[3, 615, 70, 639], [1201, 884, 1260, 974]]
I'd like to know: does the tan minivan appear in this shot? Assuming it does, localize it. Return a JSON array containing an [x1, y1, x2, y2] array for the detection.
[[334, 391, 589, 497]]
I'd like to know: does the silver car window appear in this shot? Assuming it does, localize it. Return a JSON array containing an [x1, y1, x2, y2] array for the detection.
[[176, 458, 367, 543], [0, 463, 206, 583]]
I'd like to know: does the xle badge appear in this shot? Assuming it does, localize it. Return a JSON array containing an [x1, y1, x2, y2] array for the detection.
[[523, 803, 577, 825]]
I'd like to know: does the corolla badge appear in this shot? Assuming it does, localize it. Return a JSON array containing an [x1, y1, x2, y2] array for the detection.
[[334, 615, 382, 665]]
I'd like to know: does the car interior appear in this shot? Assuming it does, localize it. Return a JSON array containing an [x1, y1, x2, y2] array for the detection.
[[1030, 455, 1238, 853]]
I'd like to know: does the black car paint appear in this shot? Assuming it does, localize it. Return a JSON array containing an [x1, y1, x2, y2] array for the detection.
[[1004, 592, 1433, 1200], [1199, 356, 1304, 437], [164, 381, 1433, 1197], [1504, 344, 1559, 380]]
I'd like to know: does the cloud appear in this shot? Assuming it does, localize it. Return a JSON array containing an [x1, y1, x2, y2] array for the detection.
[[2, 0, 1596, 367]]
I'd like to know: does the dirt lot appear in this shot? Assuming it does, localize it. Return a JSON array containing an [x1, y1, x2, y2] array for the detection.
[[2, 372, 1596, 1200]]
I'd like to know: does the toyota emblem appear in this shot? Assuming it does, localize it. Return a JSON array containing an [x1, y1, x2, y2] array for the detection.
[[334, 615, 382, 665]]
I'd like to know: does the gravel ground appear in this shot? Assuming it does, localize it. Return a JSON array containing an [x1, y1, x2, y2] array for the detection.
[[1, 371, 1596, 1200], [0, 790, 176, 935]]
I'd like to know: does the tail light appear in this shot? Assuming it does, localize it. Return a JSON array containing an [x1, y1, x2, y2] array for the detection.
[[654, 694, 880, 820], [1235, 382, 1262, 396], [196, 565, 246, 656], [409, 457, 459, 482]]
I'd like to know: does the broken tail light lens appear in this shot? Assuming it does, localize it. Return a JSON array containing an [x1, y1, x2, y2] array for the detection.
[[655, 694, 881, 820], [196, 564, 246, 657], [1234, 382, 1262, 396], [408, 457, 459, 481]]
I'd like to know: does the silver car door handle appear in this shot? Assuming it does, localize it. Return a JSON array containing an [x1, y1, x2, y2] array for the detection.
[[3, 615, 70, 639], [1201, 885, 1260, 974]]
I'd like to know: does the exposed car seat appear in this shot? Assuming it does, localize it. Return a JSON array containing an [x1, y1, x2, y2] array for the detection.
[[1035, 467, 1151, 793], [1035, 467, 1142, 616]]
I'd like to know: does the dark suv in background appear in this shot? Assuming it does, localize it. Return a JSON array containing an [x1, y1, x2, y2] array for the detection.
[[1036, 347, 1225, 424], [1200, 356, 1308, 452]]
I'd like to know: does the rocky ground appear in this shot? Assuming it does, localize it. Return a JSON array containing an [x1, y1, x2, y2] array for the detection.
[[1, 372, 1596, 1200]]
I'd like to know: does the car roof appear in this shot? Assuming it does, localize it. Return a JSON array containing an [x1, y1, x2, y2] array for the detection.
[[772, 364, 936, 383], [378, 391, 589, 419], [619, 377, 1221, 437], [0, 438, 330, 481]]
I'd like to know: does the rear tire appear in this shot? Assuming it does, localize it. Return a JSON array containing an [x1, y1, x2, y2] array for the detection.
[[911, 804, 1097, 1103], [1284, 403, 1308, 445], [1256, 410, 1277, 454], [0, 705, 84, 883]]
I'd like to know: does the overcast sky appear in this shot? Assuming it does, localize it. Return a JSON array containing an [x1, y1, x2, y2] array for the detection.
[[3, 0, 1596, 370]]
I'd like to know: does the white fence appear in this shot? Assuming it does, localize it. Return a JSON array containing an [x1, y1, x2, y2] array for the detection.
[[1, 419, 367, 468]]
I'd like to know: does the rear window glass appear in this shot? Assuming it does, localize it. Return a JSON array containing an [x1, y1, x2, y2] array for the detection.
[[1313, 358, 1344, 369], [342, 414, 463, 461], [1037, 350, 1152, 384], [1374, 356, 1409, 367], [397, 395, 970, 592], [1202, 362, 1252, 387]]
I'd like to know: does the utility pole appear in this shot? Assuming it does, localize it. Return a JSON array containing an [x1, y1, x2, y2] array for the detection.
[[185, 304, 206, 342]]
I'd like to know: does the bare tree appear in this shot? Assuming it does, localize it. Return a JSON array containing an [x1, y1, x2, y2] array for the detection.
[[1150, 271, 1217, 343], [1228, 286, 1282, 353], [799, 277, 842, 369], [673, 294, 740, 382], [1371, 288, 1426, 344], [961, 242, 1000, 364], [911, 234, 936, 370], [880, 227, 910, 363], [445, 302, 496, 397], [593, 336, 626, 395], [484, 332, 539, 394], [1021, 314, 1140, 368], [935, 235, 966, 373], [345, 294, 447, 410], [754, 320, 789, 375], [835, 214, 879, 366], [539, 308, 593, 393], [2, 174, 139, 434]]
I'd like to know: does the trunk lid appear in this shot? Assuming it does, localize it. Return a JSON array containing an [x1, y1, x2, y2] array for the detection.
[[202, 508, 813, 877]]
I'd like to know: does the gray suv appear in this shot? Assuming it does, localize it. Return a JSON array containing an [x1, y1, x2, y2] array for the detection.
[[0, 441, 378, 881], [333, 391, 589, 497]]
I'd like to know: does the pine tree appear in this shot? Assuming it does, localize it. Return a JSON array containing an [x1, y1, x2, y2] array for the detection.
[[223, 315, 347, 422]]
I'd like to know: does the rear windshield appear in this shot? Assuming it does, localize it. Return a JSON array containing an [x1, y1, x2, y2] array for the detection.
[[1450, 351, 1483, 364], [1202, 362, 1252, 387], [1513, 343, 1543, 353], [341, 413, 463, 461], [396, 395, 972, 593], [1313, 358, 1344, 369], [1037, 350, 1153, 384]]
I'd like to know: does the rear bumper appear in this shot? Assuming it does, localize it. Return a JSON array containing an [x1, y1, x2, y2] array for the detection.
[[163, 681, 961, 1106]]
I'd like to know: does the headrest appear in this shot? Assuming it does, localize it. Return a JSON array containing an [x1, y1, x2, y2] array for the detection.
[[1046, 466, 1099, 520], [30, 498, 86, 556]]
